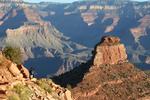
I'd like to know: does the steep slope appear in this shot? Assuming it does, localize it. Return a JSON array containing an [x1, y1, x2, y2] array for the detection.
[[0, 52, 72, 100], [53, 36, 150, 100]]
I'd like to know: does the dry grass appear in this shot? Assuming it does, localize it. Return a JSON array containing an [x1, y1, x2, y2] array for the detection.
[[36, 79, 53, 94], [10, 84, 32, 100]]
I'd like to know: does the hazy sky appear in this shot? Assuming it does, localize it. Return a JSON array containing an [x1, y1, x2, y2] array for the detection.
[[23, 0, 149, 3]]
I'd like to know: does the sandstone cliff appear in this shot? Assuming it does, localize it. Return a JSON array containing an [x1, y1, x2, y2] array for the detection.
[[0, 52, 72, 100], [93, 36, 128, 65]]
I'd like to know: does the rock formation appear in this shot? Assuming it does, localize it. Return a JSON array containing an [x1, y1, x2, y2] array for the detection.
[[54, 36, 150, 100], [94, 36, 128, 65], [71, 36, 150, 100], [0, 52, 72, 100]]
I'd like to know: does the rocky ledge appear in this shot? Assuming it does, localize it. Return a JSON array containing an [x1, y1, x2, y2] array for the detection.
[[0, 52, 72, 100]]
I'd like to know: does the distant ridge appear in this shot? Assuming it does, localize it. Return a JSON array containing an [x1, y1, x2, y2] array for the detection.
[[0, 0, 23, 3]]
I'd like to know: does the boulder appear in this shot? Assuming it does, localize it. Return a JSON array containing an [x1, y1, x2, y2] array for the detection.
[[64, 90, 72, 100], [8, 63, 21, 77]]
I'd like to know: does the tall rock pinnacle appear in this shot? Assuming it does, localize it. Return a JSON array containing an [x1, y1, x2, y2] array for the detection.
[[93, 36, 128, 66]]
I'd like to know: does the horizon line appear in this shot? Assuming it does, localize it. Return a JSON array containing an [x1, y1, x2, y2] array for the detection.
[[23, 0, 149, 3]]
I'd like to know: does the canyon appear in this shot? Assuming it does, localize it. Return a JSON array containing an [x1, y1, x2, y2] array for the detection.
[[0, 0, 150, 77], [0, 0, 150, 100], [0, 35, 149, 100]]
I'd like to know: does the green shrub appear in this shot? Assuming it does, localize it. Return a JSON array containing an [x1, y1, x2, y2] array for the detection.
[[8, 93, 20, 100], [119, 72, 128, 78], [2, 46, 22, 64], [12, 84, 32, 100], [66, 84, 72, 91], [145, 70, 150, 77], [110, 74, 117, 80], [36, 79, 52, 93], [144, 82, 150, 88]]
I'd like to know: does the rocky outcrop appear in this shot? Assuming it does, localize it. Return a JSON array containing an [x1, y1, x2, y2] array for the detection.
[[17, 65, 30, 78], [70, 36, 150, 100], [0, 53, 72, 100], [94, 36, 128, 66], [0, 53, 24, 83]]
